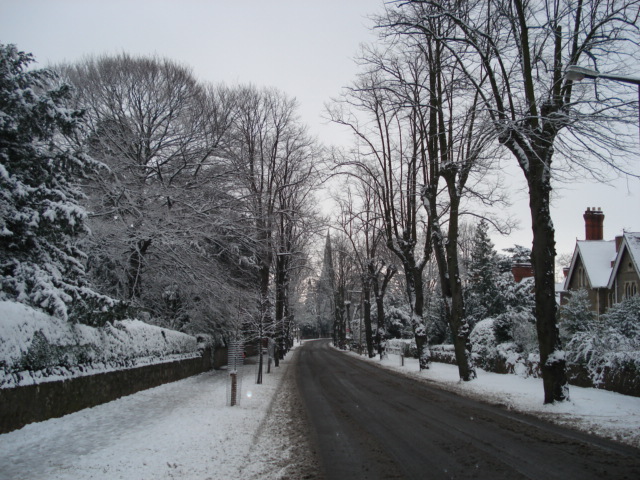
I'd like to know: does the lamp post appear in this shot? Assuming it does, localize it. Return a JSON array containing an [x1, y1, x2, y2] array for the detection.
[[565, 65, 640, 141], [565, 65, 640, 86]]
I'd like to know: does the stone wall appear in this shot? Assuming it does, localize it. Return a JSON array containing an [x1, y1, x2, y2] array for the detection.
[[0, 348, 211, 434]]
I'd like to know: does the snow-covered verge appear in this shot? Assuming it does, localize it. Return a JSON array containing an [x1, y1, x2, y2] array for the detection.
[[0, 301, 199, 388], [0, 345, 317, 480], [347, 350, 640, 449]]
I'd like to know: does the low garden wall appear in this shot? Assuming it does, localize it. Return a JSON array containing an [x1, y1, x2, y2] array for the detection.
[[0, 347, 211, 434]]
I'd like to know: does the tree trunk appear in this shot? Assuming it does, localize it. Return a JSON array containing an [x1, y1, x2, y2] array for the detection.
[[401, 257, 429, 370], [446, 249, 475, 381], [375, 293, 385, 359], [127, 238, 151, 300], [527, 166, 569, 403], [362, 279, 374, 357], [274, 254, 287, 367], [444, 197, 476, 382], [371, 263, 396, 360], [256, 256, 271, 384]]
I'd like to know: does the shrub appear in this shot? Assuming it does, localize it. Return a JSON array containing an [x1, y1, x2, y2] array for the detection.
[[559, 289, 596, 340]]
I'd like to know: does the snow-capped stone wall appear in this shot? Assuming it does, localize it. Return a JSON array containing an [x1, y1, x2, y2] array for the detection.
[[0, 301, 200, 389]]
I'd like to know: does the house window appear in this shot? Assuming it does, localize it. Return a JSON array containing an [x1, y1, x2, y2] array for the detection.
[[624, 282, 638, 299], [578, 267, 587, 287]]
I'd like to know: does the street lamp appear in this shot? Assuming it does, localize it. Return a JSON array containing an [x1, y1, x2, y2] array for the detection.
[[565, 65, 640, 140], [565, 65, 640, 86]]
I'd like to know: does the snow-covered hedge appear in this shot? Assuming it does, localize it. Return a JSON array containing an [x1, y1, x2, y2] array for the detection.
[[0, 301, 200, 388], [429, 344, 456, 364], [384, 338, 417, 358]]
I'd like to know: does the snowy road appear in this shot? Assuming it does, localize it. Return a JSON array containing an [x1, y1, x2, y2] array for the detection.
[[0, 347, 320, 480], [297, 339, 640, 480]]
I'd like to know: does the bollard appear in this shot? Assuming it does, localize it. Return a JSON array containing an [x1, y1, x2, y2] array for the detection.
[[227, 341, 244, 406], [230, 372, 238, 406]]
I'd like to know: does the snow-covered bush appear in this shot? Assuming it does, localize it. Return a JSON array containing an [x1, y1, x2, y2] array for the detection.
[[0, 301, 199, 388], [559, 289, 597, 340], [470, 317, 539, 376], [385, 303, 414, 339], [493, 309, 537, 354], [470, 318, 500, 370], [601, 295, 640, 338], [565, 296, 640, 389]]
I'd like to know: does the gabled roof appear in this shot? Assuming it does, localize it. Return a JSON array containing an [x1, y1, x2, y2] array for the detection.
[[564, 240, 616, 290], [607, 232, 640, 289]]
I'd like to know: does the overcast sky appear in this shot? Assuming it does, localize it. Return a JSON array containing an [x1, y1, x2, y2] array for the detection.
[[1, 0, 638, 260]]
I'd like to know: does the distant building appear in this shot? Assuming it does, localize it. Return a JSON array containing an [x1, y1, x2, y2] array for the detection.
[[561, 207, 640, 317]]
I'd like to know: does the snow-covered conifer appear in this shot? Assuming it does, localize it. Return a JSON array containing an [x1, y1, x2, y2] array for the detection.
[[465, 220, 503, 324], [0, 44, 113, 323], [558, 289, 596, 339], [601, 295, 640, 339]]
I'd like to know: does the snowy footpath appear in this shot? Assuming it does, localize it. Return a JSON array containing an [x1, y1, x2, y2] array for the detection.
[[0, 345, 319, 480]]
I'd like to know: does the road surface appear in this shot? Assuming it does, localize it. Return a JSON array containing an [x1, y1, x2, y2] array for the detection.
[[296, 339, 640, 480]]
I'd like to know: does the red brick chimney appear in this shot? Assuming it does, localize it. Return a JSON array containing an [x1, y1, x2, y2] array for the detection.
[[512, 263, 534, 283], [583, 207, 604, 241], [615, 235, 623, 252]]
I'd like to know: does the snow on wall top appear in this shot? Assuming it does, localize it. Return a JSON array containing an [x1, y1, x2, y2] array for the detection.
[[0, 301, 200, 388], [576, 240, 616, 288]]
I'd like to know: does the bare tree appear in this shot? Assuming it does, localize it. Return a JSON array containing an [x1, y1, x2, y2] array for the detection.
[[329, 60, 433, 368], [335, 176, 398, 357], [386, 0, 640, 402], [272, 139, 322, 365], [224, 85, 321, 379], [60, 54, 253, 335]]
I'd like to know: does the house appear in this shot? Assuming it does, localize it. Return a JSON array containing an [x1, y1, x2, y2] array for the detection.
[[562, 207, 640, 317], [608, 232, 640, 303]]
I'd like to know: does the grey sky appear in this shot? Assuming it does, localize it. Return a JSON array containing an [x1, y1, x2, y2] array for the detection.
[[1, 0, 638, 260]]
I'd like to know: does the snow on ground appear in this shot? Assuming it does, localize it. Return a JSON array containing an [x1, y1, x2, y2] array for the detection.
[[350, 350, 640, 449], [0, 345, 318, 480]]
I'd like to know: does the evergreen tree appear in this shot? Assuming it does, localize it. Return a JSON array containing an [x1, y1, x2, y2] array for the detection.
[[465, 220, 503, 324], [503, 245, 532, 265], [601, 295, 640, 339], [558, 289, 597, 340], [465, 222, 536, 349], [0, 44, 114, 323]]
